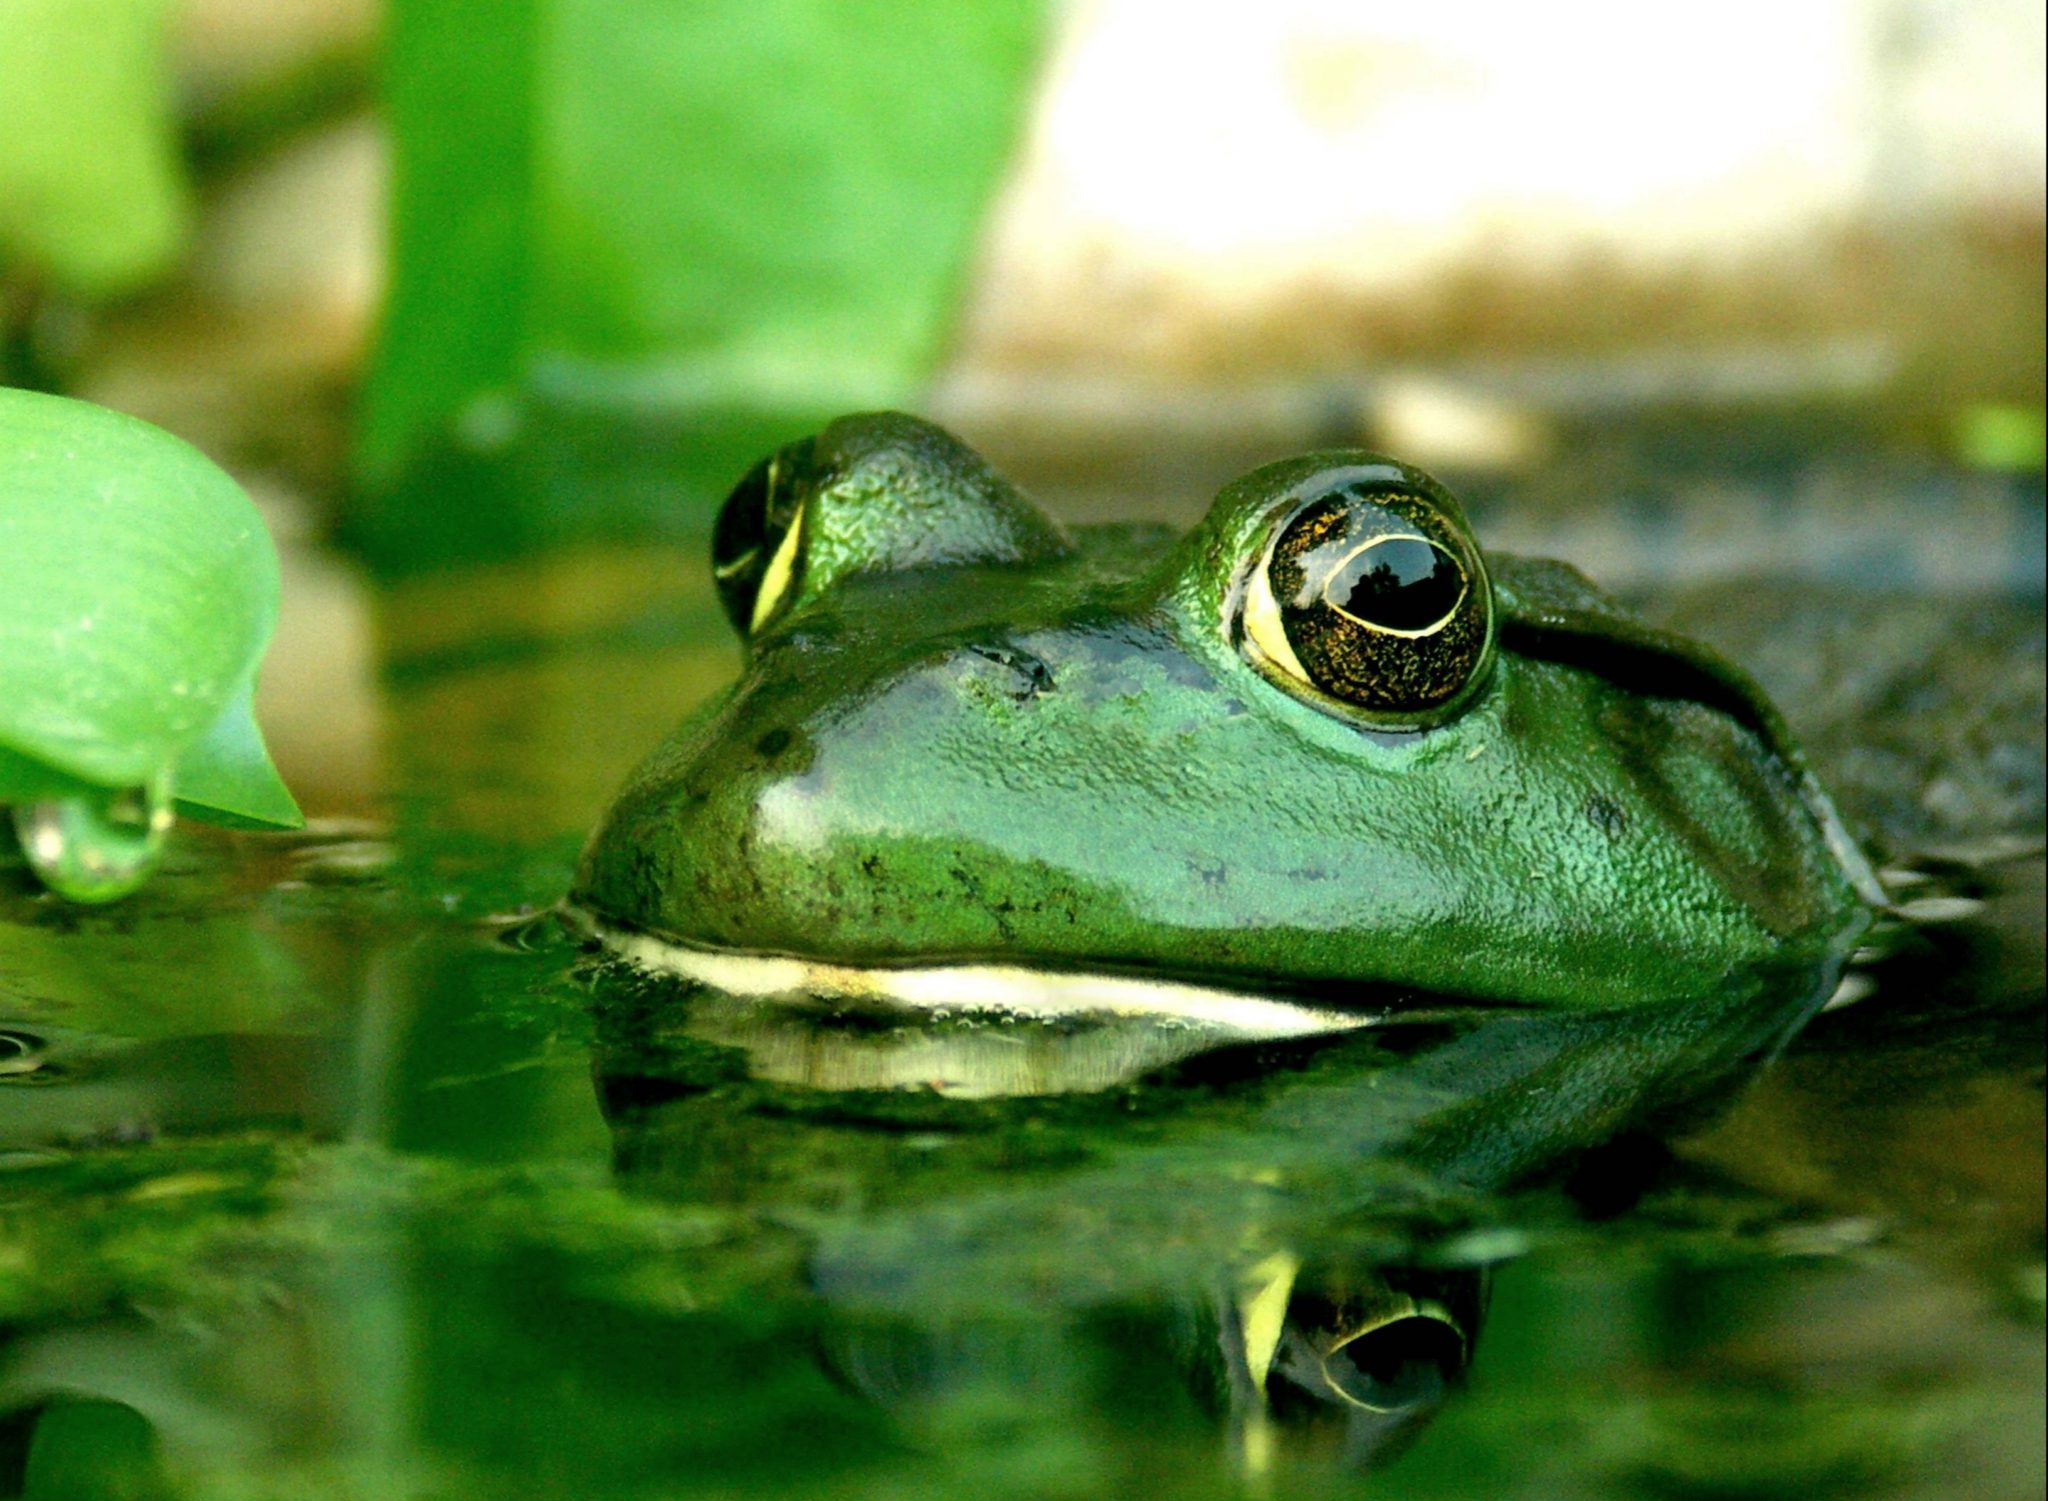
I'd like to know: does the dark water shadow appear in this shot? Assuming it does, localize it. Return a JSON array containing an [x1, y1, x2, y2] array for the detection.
[[586, 944, 1847, 1479]]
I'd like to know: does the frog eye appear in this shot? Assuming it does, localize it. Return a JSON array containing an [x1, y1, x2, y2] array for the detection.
[[1239, 470, 1494, 724], [710, 416, 1069, 641], [712, 437, 817, 635]]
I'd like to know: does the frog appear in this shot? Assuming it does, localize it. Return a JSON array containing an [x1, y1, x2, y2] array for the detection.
[[571, 412, 1881, 1029]]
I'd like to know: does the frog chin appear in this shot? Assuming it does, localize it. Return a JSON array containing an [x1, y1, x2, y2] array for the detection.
[[569, 909, 1389, 1043]]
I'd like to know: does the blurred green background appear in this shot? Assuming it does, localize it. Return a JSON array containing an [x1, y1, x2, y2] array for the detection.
[[0, 0, 1049, 568], [3, 0, 2043, 838], [5, 0, 2042, 543]]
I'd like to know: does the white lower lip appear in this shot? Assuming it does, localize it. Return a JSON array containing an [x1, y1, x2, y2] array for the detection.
[[582, 917, 1386, 1041]]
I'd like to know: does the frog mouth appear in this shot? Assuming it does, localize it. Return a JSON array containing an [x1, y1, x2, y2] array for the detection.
[[572, 911, 1396, 1042]]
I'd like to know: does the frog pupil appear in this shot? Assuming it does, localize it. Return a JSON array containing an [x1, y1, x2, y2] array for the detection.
[[1328, 537, 1463, 633]]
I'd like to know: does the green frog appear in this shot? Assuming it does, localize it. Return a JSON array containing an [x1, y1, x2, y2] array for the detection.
[[572, 413, 1880, 1028]]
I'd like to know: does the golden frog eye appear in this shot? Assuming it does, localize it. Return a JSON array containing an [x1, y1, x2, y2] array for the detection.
[[1241, 475, 1494, 723], [712, 439, 815, 636]]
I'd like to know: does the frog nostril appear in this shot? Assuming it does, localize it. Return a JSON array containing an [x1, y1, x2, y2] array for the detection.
[[966, 643, 1055, 701], [1584, 791, 1629, 837]]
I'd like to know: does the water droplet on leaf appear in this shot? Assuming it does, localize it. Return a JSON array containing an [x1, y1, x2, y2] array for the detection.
[[12, 772, 174, 902]]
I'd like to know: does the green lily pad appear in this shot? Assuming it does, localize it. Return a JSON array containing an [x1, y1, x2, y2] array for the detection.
[[0, 388, 300, 836]]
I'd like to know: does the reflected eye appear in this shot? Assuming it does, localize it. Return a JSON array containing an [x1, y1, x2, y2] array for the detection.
[[712, 438, 816, 636], [1240, 472, 1493, 723], [1321, 1314, 1464, 1411]]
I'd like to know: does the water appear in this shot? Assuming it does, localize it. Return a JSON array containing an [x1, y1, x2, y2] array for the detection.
[[0, 524, 2038, 1500]]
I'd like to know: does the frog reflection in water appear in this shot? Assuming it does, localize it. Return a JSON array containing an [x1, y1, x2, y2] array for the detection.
[[813, 1251, 1488, 1475], [574, 413, 1880, 1028]]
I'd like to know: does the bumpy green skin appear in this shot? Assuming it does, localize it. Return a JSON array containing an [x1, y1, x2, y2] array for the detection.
[[575, 415, 1872, 1011]]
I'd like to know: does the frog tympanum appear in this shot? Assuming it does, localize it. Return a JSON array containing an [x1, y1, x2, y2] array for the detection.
[[573, 413, 1878, 1029]]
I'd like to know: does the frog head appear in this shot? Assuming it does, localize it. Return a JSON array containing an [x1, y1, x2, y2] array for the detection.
[[573, 413, 1875, 1020]]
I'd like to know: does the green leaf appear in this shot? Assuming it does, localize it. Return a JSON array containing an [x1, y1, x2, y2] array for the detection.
[[357, 0, 542, 496], [172, 680, 303, 830], [0, 0, 189, 296], [0, 739, 95, 805], [353, 0, 1048, 568], [0, 388, 300, 829]]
